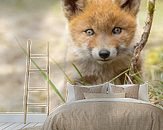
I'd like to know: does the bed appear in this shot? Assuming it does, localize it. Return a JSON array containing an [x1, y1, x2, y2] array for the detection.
[[42, 98, 163, 130]]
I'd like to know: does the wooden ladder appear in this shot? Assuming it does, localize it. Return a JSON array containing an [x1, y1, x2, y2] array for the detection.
[[23, 40, 50, 124]]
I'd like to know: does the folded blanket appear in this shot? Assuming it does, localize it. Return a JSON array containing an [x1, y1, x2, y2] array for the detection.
[[43, 98, 163, 130]]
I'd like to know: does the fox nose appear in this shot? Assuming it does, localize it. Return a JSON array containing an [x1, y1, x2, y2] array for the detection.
[[99, 49, 110, 59]]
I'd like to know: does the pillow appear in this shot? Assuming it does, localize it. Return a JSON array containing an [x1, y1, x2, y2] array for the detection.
[[66, 82, 109, 102], [108, 83, 149, 101], [66, 82, 76, 103], [109, 84, 140, 99], [139, 82, 149, 101], [84, 93, 126, 99]]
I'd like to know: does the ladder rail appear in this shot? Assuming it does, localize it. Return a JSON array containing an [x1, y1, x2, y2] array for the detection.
[[47, 42, 50, 116], [23, 40, 32, 124], [23, 40, 50, 124]]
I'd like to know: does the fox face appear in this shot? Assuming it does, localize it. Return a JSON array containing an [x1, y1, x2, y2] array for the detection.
[[63, 0, 141, 63]]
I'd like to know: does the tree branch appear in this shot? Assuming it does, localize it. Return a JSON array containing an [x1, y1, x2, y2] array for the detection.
[[131, 0, 156, 72]]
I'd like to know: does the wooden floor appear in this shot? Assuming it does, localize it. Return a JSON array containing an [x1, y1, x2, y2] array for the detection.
[[0, 122, 43, 130], [0, 113, 46, 130]]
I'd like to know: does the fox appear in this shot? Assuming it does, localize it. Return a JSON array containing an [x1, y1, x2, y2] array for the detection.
[[63, 0, 142, 85]]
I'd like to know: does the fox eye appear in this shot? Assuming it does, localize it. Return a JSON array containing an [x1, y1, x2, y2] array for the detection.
[[112, 27, 122, 35], [85, 29, 95, 36]]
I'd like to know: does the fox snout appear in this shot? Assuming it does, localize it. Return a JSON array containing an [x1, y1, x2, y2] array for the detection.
[[99, 49, 110, 59], [92, 47, 118, 62], [91, 45, 133, 63]]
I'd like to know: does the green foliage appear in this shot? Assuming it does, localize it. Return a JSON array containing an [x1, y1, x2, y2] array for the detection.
[[144, 47, 163, 107], [51, 58, 74, 84], [145, 48, 163, 65], [72, 63, 83, 79], [31, 59, 66, 103]]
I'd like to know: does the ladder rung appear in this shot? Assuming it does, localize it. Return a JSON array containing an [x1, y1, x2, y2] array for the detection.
[[28, 87, 47, 91], [29, 69, 48, 72], [30, 54, 48, 58], [27, 103, 47, 107]]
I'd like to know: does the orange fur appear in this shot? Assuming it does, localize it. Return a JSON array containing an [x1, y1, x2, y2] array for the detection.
[[64, 0, 141, 85], [69, 0, 136, 48]]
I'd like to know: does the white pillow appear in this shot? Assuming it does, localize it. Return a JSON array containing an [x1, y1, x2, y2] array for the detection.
[[109, 82, 149, 102], [139, 82, 149, 101], [66, 82, 76, 103], [66, 82, 109, 103]]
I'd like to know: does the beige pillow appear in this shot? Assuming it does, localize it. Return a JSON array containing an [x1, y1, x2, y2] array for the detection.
[[74, 85, 105, 100], [110, 84, 140, 99], [139, 83, 149, 101], [84, 93, 126, 99], [66, 82, 109, 102]]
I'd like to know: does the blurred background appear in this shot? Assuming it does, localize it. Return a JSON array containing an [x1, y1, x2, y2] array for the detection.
[[0, 0, 162, 113]]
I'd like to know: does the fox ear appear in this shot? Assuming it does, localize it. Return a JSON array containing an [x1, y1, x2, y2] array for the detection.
[[117, 0, 141, 15], [62, 0, 85, 20]]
